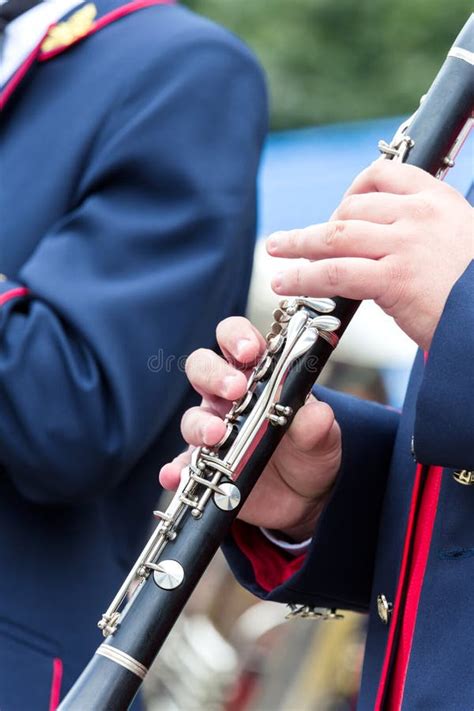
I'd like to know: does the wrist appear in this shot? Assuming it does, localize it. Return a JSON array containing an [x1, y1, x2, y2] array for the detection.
[[278, 495, 328, 543]]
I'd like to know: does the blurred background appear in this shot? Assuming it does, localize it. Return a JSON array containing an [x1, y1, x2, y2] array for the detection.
[[145, 2, 473, 709], [185, 0, 472, 130]]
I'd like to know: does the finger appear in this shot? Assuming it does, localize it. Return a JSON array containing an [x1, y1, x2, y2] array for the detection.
[[267, 220, 394, 261], [345, 159, 439, 197], [159, 449, 192, 490], [181, 406, 227, 447], [185, 349, 248, 401], [287, 399, 339, 454], [332, 192, 406, 224], [272, 257, 387, 301], [216, 316, 267, 366]]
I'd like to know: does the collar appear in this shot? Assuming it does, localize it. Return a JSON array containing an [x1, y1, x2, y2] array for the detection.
[[0, 0, 83, 86], [0, 0, 174, 109]]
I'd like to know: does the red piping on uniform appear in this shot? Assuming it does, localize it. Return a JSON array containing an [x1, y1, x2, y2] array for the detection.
[[375, 350, 442, 710], [0, 0, 174, 108], [48, 658, 63, 711], [0, 287, 30, 307], [0, 30, 52, 110], [373, 462, 425, 710], [386, 465, 443, 709], [232, 521, 306, 592], [38, 0, 175, 61]]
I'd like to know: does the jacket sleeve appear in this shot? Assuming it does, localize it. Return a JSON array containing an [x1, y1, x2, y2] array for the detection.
[[0, 31, 267, 503], [414, 260, 474, 470], [223, 387, 399, 613]]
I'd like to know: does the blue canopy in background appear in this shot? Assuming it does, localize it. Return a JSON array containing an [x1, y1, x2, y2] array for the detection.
[[258, 116, 473, 237]]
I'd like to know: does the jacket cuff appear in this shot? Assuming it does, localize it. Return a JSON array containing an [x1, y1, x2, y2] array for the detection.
[[230, 521, 307, 595], [414, 260, 474, 469]]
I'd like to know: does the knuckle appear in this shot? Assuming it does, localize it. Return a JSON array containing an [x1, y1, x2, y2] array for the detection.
[[337, 195, 356, 220], [410, 193, 435, 219], [325, 260, 343, 287], [288, 229, 300, 252], [380, 257, 408, 309], [370, 158, 387, 181], [387, 258, 405, 284], [294, 266, 303, 292], [325, 220, 345, 248]]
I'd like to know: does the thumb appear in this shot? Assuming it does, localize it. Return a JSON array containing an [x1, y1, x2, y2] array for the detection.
[[287, 398, 340, 455]]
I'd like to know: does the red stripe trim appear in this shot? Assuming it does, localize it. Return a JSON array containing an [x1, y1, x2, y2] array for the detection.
[[48, 657, 63, 711], [0, 28, 52, 110], [0, 0, 174, 107], [232, 521, 306, 592], [375, 350, 442, 710], [0, 287, 30, 307], [373, 462, 426, 710], [38, 0, 175, 61], [386, 465, 443, 709]]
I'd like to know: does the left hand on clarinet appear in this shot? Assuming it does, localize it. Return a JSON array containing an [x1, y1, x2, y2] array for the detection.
[[268, 161, 473, 351]]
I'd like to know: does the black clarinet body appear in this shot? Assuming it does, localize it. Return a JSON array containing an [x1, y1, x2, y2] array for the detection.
[[59, 15, 474, 711]]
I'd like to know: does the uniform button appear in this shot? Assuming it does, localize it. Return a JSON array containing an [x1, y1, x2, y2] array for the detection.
[[377, 594, 393, 624], [453, 470, 474, 485]]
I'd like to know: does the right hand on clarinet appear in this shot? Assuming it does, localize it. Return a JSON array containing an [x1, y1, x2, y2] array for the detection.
[[159, 316, 342, 542]]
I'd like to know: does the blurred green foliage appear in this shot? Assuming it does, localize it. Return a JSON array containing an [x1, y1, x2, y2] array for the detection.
[[183, 0, 472, 129]]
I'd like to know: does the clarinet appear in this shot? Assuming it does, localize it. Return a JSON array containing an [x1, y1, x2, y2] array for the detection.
[[59, 15, 474, 710]]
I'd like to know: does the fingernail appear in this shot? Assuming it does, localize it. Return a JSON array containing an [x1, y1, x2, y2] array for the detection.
[[202, 424, 214, 446], [272, 272, 284, 292], [236, 337, 254, 360], [267, 237, 278, 254], [267, 230, 287, 251]]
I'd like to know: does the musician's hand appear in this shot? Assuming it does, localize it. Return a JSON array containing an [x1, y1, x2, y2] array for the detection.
[[268, 161, 473, 351], [159, 317, 341, 542]]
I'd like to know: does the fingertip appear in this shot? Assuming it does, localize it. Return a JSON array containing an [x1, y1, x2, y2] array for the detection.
[[313, 401, 336, 434], [217, 318, 263, 364], [235, 337, 260, 363], [202, 419, 226, 446], [272, 272, 284, 293], [159, 463, 180, 491], [287, 399, 336, 452], [266, 235, 280, 255], [222, 371, 248, 399]]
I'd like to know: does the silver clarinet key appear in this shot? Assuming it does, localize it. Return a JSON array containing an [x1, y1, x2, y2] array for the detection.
[[153, 560, 185, 591]]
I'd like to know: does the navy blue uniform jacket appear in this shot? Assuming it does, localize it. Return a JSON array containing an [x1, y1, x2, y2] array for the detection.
[[226, 259, 474, 709], [0, 2, 267, 708]]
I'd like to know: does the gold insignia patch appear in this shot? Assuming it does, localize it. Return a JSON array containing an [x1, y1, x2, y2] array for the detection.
[[41, 3, 97, 53], [453, 469, 474, 485]]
